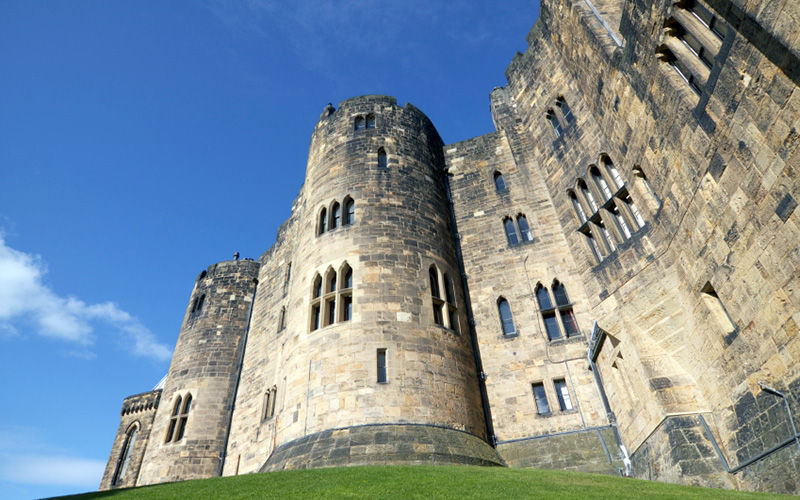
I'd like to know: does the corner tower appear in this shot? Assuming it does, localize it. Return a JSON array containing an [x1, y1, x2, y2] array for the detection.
[[135, 259, 260, 485], [223, 96, 500, 473]]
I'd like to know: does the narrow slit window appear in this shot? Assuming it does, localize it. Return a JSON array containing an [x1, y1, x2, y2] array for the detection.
[[331, 202, 341, 229], [377, 349, 387, 383], [532, 382, 550, 414], [429, 266, 444, 326], [113, 425, 138, 485], [569, 190, 587, 223], [344, 198, 355, 225], [318, 208, 327, 234], [554, 379, 573, 411], [377, 148, 387, 168], [546, 110, 562, 138]]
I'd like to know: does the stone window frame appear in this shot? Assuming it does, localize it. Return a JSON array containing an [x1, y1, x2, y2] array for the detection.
[[112, 421, 140, 486], [535, 280, 581, 341], [354, 114, 378, 131], [656, 0, 728, 97], [502, 214, 534, 246], [497, 296, 517, 337], [493, 171, 507, 191], [377, 348, 388, 384], [570, 155, 646, 264], [428, 263, 460, 333], [309, 262, 354, 332], [317, 196, 356, 237], [262, 385, 277, 420], [165, 393, 192, 444], [555, 96, 574, 125], [546, 109, 562, 138]]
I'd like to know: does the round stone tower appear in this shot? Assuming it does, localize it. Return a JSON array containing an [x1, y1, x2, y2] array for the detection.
[[137, 259, 260, 484], [246, 96, 500, 470]]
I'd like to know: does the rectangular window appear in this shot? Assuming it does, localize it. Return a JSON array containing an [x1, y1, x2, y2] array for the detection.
[[532, 382, 550, 414], [377, 349, 387, 383], [342, 295, 352, 321], [554, 379, 573, 411], [311, 304, 320, 331]]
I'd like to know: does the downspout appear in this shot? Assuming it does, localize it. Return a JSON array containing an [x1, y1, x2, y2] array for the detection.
[[443, 169, 498, 447], [588, 321, 631, 476], [218, 275, 259, 476]]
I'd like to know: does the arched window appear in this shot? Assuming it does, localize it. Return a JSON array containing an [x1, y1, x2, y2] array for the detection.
[[504, 218, 519, 245], [546, 109, 562, 138], [313, 274, 322, 299], [366, 114, 376, 129], [498, 298, 516, 335], [331, 202, 341, 229], [355, 116, 365, 130], [166, 394, 191, 443], [577, 179, 598, 212], [633, 165, 660, 207], [603, 156, 624, 191], [324, 269, 337, 326], [517, 215, 533, 242], [494, 171, 506, 191], [344, 198, 355, 225], [319, 207, 327, 235], [590, 166, 613, 201], [553, 280, 579, 337], [536, 285, 562, 340], [341, 264, 353, 322], [556, 96, 574, 124], [568, 190, 587, 223], [377, 148, 387, 168], [113, 424, 138, 485], [429, 265, 444, 326], [283, 263, 292, 297]]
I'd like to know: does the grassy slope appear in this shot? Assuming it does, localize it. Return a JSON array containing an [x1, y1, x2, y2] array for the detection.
[[54, 466, 791, 500]]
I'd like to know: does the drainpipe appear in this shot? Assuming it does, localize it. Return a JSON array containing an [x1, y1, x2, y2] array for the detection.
[[443, 169, 498, 447], [588, 321, 632, 476]]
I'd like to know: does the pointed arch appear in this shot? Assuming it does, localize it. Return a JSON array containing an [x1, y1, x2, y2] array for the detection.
[[331, 201, 341, 229], [497, 297, 516, 335], [112, 422, 139, 485], [429, 265, 444, 326], [318, 207, 327, 235], [343, 196, 355, 225]]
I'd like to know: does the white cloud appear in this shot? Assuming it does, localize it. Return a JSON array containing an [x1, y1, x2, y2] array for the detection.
[[0, 235, 171, 361]]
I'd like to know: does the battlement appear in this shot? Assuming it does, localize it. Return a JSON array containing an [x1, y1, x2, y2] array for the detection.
[[120, 390, 161, 416]]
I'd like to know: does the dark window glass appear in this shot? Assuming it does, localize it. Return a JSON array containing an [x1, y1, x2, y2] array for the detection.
[[312, 304, 320, 331], [448, 308, 459, 333], [332, 202, 341, 229], [543, 312, 562, 340], [114, 426, 138, 485], [553, 283, 569, 306], [279, 307, 286, 330], [345, 199, 355, 225], [536, 287, 553, 310], [444, 275, 456, 304], [175, 395, 192, 442], [498, 299, 516, 335], [329, 271, 337, 293], [547, 111, 562, 137], [377, 349, 387, 383], [355, 116, 365, 130], [343, 295, 352, 321], [343, 268, 353, 289], [494, 171, 506, 191], [313, 276, 322, 298], [504, 218, 519, 245], [327, 299, 336, 326], [561, 309, 580, 337], [319, 208, 327, 234], [517, 215, 533, 242], [532, 383, 550, 414], [429, 267, 440, 298], [378, 148, 387, 168], [432, 304, 444, 326], [366, 114, 376, 129]]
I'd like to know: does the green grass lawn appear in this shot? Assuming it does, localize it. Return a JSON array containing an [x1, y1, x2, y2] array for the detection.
[[53, 466, 791, 500]]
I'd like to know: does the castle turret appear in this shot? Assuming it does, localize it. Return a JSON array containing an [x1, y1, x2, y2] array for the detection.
[[134, 259, 259, 485], [222, 96, 501, 473]]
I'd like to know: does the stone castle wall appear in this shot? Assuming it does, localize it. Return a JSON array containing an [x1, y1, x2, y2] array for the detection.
[[101, 0, 800, 494]]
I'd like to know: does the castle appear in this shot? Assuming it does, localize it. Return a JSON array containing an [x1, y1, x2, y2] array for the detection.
[[100, 0, 800, 494]]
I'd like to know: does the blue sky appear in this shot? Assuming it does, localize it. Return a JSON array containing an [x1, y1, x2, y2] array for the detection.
[[0, 1, 539, 498]]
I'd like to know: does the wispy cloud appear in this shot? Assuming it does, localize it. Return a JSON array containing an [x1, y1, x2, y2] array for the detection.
[[0, 234, 171, 361]]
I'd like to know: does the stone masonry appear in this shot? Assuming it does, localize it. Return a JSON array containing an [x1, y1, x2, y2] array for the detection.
[[101, 0, 800, 494]]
